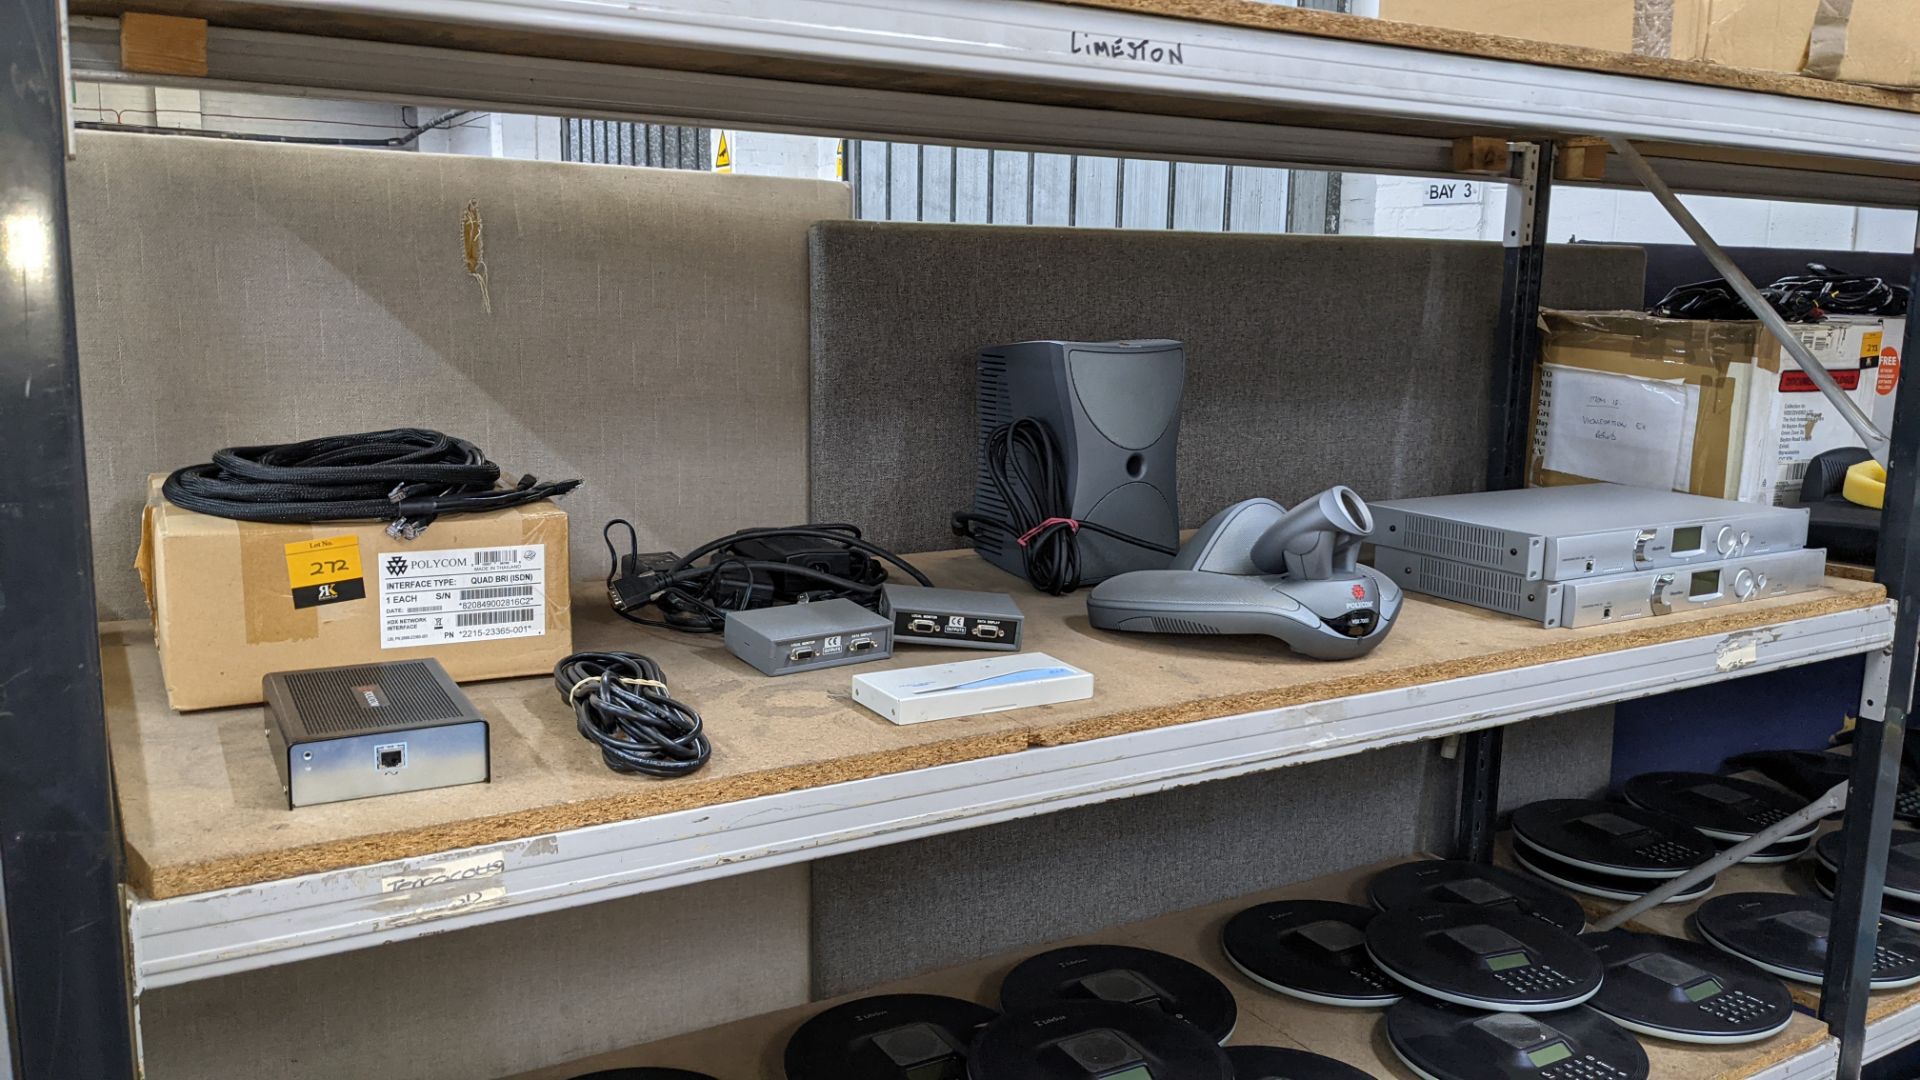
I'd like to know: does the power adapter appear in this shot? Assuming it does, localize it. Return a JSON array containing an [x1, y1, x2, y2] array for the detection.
[[602, 519, 932, 633], [725, 534, 878, 602], [608, 550, 682, 613]]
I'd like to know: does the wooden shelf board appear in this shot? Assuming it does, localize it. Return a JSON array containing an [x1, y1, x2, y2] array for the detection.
[[105, 549, 1884, 900]]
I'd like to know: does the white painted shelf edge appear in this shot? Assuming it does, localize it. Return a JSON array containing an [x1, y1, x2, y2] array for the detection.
[[1766, 1038, 1842, 1080], [127, 600, 1893, 992], [67, 0, 1920, 206], [1865, 991, 1920, 1066], [213, 0, 1920, 165], [1765, 987, 1920, 1079]]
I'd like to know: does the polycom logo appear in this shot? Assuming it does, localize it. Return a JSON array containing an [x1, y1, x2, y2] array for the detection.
[[1351, 583, 1367, 600], [385, 556, 410, 576]]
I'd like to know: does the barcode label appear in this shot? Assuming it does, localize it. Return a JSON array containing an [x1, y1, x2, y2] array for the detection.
[[460, 585, 534, 601], [1773, 461, 1813, 506], [456, 609, 536, 627], [378, 543, 547, 648]]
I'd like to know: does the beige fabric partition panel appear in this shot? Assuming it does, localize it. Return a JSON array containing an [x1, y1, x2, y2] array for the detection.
[[68, 130, 847, 619]]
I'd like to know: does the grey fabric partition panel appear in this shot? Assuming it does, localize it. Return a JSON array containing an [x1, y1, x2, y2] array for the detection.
[[68, 130, 847, 618], [809, 707, 1613, 997], [141, 864, 810, 1080], [811, 743, 1442, 998], [808, 223, 1645, 553], [1498, 706, 1617, 814]]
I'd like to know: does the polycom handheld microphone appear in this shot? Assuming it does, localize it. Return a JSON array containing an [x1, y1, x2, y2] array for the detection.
[[1085, 487, 1401, 660]]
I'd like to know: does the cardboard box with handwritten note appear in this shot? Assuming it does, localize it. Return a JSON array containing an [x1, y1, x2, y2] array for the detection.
[[1529, 311, 1781, 503], [1530, 311, 1904, 507]]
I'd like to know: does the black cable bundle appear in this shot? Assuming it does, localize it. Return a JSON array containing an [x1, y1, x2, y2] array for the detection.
[[604, 521, 933, 633], [950, 417, 1178, 596], [1651, 279, 1798, 321], [1651, 263, 1910, 322], [163, 428, 582, 538], [554, 651, 711, 777], [1769, 264, 1909, 318]]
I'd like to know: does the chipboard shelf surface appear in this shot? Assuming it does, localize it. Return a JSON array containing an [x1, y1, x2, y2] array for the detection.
[[118, 564, 1891, 992]]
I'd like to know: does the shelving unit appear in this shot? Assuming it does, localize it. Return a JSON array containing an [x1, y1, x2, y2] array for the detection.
[[7, 1, 1920, 1079]]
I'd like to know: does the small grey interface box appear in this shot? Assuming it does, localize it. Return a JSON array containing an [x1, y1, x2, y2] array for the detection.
[[723, 598, 894, 676], [884, 583, 1024, 651]]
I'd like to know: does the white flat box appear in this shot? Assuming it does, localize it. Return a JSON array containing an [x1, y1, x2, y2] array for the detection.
[[851, 653, 1093, 726]]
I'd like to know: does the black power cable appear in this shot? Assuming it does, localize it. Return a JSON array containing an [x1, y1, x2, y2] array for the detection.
[[1771, 264, 1909, 318], [163, 428, 581, 538], [554, 651, 711, 777], [1651, 263, 1910, 322], [951, 417, 1178, 596], [603, 520, 933, 633]]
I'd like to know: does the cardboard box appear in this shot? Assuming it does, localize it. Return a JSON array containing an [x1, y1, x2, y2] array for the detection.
[[1530, 311, 1782, 502], [1664, 0, 1818, 73], [1381, 0, 1920, 88], [1533, 312, 1905, 509], [1375, 0, 1635, 52], [1810, 0, 1920, 88], [1769, 316, 1905, 504], [137, 477, 572, 710], [1659, 0, 1919, 88]]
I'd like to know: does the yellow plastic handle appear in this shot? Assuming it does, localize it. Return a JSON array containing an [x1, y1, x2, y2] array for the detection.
[[1844, 458, 1886, 510]]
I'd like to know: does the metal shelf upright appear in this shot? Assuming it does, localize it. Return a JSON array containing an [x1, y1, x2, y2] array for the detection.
[[0, 2, 138, 1077]]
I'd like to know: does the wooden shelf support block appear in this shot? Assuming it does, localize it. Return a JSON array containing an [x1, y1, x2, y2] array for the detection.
[[120, 12, 208, 78], [1556, 142, 1610, 181], [1451, 135, 1512, 175]]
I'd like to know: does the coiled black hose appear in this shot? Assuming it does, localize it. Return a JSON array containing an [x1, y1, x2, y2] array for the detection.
[[162, 428, 581, 538]]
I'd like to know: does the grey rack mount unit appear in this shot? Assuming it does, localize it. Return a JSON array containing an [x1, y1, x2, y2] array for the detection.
[[1370, 484, 1810, 583], [1372, 547, 1829, 628]]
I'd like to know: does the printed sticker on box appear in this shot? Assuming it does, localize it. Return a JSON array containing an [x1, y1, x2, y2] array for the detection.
[[378, 544, 546, 649], [284, 535, 366, 609]]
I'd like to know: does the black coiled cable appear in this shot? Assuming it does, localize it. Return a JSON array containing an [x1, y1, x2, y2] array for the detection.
[[951, 417, 1178, 596], [554, 651, 711, 777], [162, 428, 582, 538]]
